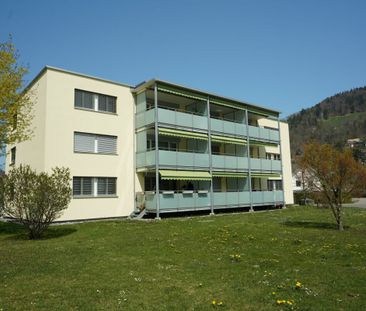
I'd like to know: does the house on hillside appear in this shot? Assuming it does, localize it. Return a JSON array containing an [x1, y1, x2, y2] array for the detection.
[[6, 66, 294, 221]]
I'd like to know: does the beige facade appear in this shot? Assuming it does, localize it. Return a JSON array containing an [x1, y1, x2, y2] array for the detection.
[[6, 67, 136, 221], [258, 119, 294, 205], [6, 66, 294, 221]]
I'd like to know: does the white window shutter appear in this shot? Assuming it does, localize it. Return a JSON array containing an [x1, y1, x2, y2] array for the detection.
[[74, 133, 95, 153]]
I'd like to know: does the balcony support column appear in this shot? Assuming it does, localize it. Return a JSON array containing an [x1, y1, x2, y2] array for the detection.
[[245, 109, 254, 212], [154, 84, 161, 219], [207, 97, 214, 215], [277, 117, 285, 208]]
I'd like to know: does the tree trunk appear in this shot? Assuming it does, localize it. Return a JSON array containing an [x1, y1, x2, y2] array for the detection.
[[336, 204, 344, 231]]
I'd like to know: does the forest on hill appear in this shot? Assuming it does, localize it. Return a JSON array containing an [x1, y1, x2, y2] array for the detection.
[[287, 86, 366, 158]]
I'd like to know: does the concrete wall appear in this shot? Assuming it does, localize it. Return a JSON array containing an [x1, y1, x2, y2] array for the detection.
[[6, 72, 47, 172]]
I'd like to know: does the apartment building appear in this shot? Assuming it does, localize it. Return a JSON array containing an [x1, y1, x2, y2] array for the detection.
[[6, 66, 293, 221]]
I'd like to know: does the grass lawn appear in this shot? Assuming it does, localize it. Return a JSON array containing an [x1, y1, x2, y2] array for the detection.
[[1, 206, 366, 310]]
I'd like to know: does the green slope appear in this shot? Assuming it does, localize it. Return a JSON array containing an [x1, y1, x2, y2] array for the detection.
[[288, 86, 366, 156]]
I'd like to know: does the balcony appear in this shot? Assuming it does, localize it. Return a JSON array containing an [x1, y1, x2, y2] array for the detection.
[[248, 125, 279, 142], [144, 190, 284, 212], [137, 150, 281, 172], [210, 118, 246, 137], [137, 150, 210, 169], [145, 191, 211, 211], [136, 109, 279, 147], [212, 192, 250, 207], [252, 191, 283, 205], [212, 154, 248, 170], [250, 158, 281, 171], [136, 108, 208, 130]]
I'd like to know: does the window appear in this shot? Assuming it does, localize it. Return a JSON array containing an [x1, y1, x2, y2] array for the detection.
[[73, 177, 117, 197], [74, 132, 117, 154], [267, 180, 283, 191], [266, 153, 281, 160], [10, 147, 16, 165], [296, 180, 302, 187], [226, 177, 245, 192], [73, 177, 93, 196], [75, 89, 116, 113], [97, 177, 117, 195]]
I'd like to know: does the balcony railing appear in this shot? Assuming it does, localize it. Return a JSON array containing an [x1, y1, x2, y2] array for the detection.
[[136, 108, 208, 130], [212, 154, 248, 170], [136, 108, 279, 143], [137, 150, 281, 172], [250, 158, 281, 171], [144, 190, 284, 211], [137, 150, 209, 169], [210, 118, 246, 137], [248, 125, 279, 141]]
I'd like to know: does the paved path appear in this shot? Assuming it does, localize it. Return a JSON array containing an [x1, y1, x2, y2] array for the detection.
[[343, 198, 366, 208]]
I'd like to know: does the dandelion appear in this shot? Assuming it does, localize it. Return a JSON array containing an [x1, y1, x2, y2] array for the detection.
[[212, 300, 216, 305], [295, 281, 302, 289], [229, 254, 241, 262]]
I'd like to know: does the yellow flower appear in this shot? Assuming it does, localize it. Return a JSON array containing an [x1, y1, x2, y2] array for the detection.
[[295, 281, 302, 289], [218, 301, 223, 306], [272, 292, 276, 295], [212, 300, 216, 305]]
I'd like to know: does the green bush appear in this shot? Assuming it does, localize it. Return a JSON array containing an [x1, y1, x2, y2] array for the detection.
[[1, 165, 71, 239]]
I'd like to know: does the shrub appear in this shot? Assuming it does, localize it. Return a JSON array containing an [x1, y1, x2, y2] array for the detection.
[[1, 165, 71, 239]]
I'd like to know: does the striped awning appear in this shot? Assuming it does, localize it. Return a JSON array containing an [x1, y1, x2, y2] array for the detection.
[[210, 98, 246, 111], [250, 172, 281, 178], [249, 139, 278, 147], [211, 135, 246, 145], [157, 86, 207, 101], [159, 128, 208, 140], [213, 172, 248, 178], [159, 170, 212, 181]]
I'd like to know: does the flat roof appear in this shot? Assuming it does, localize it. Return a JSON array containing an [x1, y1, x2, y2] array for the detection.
[[25, 66, 280, 115], [133, 79, 280, 116], [25, 66, 134, 91]]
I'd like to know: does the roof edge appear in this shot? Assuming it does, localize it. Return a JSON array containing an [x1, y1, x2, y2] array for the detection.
[[133, 79, 281, 116], [24, 66, 134, 92]]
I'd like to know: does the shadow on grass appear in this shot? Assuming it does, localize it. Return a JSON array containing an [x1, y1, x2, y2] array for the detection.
[[282, 221, 349, 230], [0, 221, 77, 240], [0, 221, 25, 235]]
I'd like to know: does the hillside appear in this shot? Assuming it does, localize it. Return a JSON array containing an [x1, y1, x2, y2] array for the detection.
[[287, 86, 366, 157]]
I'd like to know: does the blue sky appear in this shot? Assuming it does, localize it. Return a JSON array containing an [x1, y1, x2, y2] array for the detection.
[[1, 0, 366, 118]]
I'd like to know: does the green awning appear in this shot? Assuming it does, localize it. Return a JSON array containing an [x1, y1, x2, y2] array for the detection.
[[210, 98, 246, 111], [160, 170, 212, 181], [250, 172, 281, 178], [213, 172, 248, 178], [211, 135, 246, 145], [159, 128, 208, 140], [249, 139, 278, 147], [157, 86, 207, 101], [247, 108, 271, 117]]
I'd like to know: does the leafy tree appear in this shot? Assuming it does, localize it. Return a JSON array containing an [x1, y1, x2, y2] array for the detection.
[[1, 165, 71, 239], [0, 38, 33, 148], [299, 142, 366, 230]]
